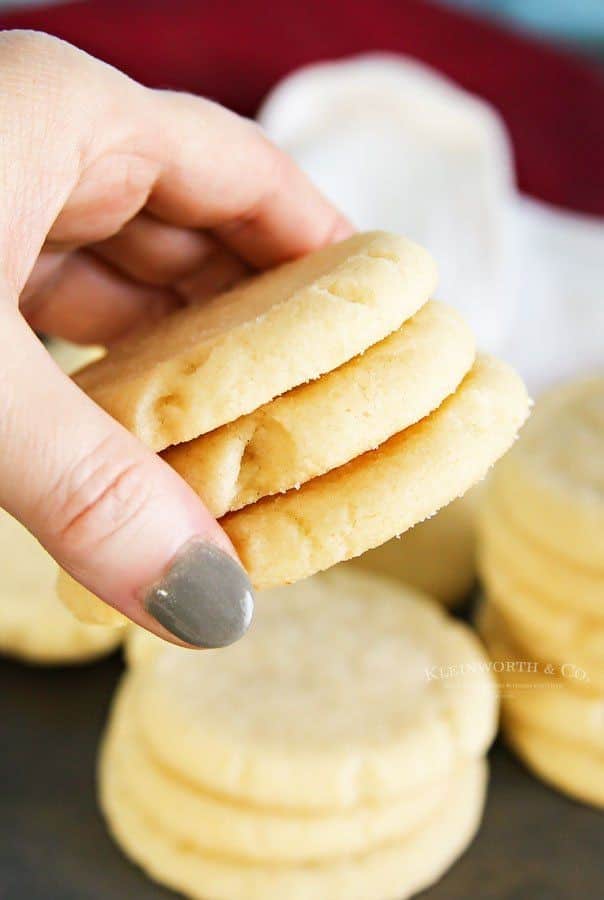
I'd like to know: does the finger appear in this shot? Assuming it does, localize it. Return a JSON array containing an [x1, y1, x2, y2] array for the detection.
[[21, 251, 180, 344], [1, 33, 352, 298], [92, 212, 252, 301], [19, 246, 71, 306], [0, 31, 159, 290], [177, 246, 251, 303], [145, 92, 355, 267], [91, 212, 219, 287], [0, 309, 254, 648], [52, 91, 353, 269]]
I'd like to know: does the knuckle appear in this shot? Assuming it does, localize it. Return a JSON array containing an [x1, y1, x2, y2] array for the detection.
[[0, 30, 77, 85], [51, 437, 152, 558], [315, 210, 352, 250], [0, 31, 85, 147], [253, 132, 289, 192], [0, 29, 58, 57]]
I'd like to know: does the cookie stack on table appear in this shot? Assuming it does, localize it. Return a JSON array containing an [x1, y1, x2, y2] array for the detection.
[[101, 569, 498, 900], [477, 376, 604, 809], [0, 341, 121, 666], [58, 231, 528, 622]]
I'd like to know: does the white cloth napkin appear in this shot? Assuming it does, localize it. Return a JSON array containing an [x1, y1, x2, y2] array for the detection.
[[259, 54, 604, 392], [506, 197, 604, 391]]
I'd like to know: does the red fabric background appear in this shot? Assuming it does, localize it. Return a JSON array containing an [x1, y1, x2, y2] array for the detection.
[[1, 0, 603, 215]]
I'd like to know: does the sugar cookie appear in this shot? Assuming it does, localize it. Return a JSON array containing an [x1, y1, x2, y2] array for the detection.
[[479, 604, 604, 807], [75, 232, 436, 450], [125, 625, 166, 666], [478, 605, 604, 753], [134, 569, 497, 811], [164, 301, 474, 516], [479, 493, 603, 618], [481, 557, 604, 693], [492, 376, 604, 569], [505, 723, 604, 809], [56, 569, 127, 628], [100, 755, 487, 900], [46, 338, 105, 373], [223, 355, 529, 589], [103, 674, 454, 864]]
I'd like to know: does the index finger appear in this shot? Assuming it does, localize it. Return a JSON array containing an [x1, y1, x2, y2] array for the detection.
[[2, 31, 352, 295], [143, 91, 354, 267]]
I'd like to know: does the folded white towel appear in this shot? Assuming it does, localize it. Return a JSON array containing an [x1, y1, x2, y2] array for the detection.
[[259, 54, 604, 391], [506, 197, 604, 391]]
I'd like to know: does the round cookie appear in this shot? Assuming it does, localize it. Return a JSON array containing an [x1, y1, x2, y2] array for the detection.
[[103, 674, 453, 864], [75, 232, 437, 451], [0, 508, 122, 664], [164, 301, 475, 517], [223, 354, 529, 589], [504, 723, 604, 809], [478, 605, 604, 753], [479, 494, 603, 618], [134, 569, 498, 811], [492, 376, 604, 570], [100, 756, 487, 900], [350, 488, 481, 606], [46, 338, 104, 373], [480, 557, 604, 693], [125, 625, 167, 666], [57, 569, 127, 628]]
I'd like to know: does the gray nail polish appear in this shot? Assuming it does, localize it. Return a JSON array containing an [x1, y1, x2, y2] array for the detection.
[[145, 541, 254, 648]]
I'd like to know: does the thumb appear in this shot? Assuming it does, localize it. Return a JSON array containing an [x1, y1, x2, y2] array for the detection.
[[1, 310, 254, 648]]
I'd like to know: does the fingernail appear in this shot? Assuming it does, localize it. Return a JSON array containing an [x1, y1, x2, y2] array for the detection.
[[144, 541, 254, 648]]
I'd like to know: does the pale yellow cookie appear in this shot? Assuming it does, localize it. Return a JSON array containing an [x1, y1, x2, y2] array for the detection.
[[492, 375, 604, 570], [480, 557, 604, 693], [103, 673, 457, 864], [163, 301, 474, 516], [46, 338, 105, 372], [75, 232, 436, 451], [125, 625, 167, 666], [100, 755, 487, 900], [504, 721, 604, 809], [56, 569, 127, 628], [479, 493, 603, 618], [350, 488, 481, 606], [134, 569, 497, 811], [0, 509, 122, 664], [478, 605, 604, 753], [223, 354, 529, 589]]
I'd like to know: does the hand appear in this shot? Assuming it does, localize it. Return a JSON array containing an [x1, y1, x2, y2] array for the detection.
[[0, 31, 352, 647]]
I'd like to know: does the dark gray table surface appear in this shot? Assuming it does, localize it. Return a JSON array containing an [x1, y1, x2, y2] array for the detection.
[[1, 650, 602, 900]]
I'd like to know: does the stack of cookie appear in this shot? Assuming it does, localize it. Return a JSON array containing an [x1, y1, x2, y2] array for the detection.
[[0, 341, 121, 666], [101, 568, 498, 900], [477, 376, 604, 808], [58, 231, 528, 621]]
